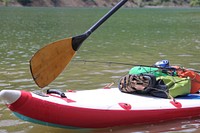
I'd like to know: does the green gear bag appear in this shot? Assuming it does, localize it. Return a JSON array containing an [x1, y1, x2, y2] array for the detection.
[[129, 66, 168, 77], [157, 76, 191, 98]]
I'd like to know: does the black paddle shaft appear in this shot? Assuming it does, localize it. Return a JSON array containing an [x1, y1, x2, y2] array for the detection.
[[72, 0, 128, 51]]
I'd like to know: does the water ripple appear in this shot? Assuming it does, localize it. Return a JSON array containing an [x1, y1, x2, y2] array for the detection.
[[0, 120, 27, 127], [10, 79, 32, 83]]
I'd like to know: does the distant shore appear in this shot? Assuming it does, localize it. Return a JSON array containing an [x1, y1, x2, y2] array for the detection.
[[0, 0, 193, 8]]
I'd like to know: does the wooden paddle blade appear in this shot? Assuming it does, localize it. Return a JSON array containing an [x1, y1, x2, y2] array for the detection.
[[30, 38, 75, 88]]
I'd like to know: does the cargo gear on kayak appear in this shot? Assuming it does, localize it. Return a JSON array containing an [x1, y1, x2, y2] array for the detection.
[[173, 66, 200, 94], [154, 76, 191, 98], [129, 60, 177, 77], [129, 66, 176, 77], [154, 60, 200, 93], [154, 60, 170, 68], [119, 74, 191, 98], [119, 74, 155, 93]]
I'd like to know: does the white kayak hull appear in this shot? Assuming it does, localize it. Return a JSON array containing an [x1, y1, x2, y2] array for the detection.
[[1, 88, 200, 129]]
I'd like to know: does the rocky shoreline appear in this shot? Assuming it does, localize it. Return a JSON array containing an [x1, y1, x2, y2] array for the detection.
[[0, 0, 192, 7]]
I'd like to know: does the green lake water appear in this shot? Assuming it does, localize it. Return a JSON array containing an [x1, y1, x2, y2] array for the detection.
[[0, 7, 200, 133]]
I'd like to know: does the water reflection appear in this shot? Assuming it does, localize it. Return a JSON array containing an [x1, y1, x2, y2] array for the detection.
[[104, 118, 200, 133]]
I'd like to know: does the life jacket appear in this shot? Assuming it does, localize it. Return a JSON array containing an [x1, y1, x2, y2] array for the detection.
[[173, 66, 200, 94]]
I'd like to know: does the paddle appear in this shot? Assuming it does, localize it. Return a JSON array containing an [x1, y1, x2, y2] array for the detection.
[[30, 0, 128, 88]]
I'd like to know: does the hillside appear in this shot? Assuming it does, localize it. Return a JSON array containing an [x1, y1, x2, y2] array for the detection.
[[1, 0, 197, 7]]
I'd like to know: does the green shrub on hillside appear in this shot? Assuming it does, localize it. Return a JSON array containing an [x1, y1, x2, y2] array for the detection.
[[190, 0, 200, 6], [17, 0, 32, 6], [0, 0, 10, 6]]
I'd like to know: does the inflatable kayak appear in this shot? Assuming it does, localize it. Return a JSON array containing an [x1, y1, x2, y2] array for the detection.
[[1, 87, 200, 129]]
